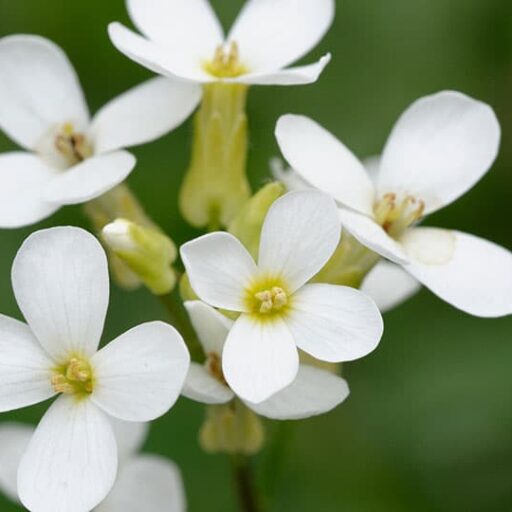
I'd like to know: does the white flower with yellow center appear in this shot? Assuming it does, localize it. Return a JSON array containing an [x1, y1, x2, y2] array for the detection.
[[181, 190, 384, 403], [182, 301, 350, 419], [0, 421, 186, 512], [108, 0, 333, 86], [0, 227, 190, 512], [275, 91, 512, 318], [0, 34, 201, 228], [271, 157, 423, 314]]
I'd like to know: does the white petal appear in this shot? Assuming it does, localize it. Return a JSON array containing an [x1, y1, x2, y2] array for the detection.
[[378, 91, 501, 215], [258, 190, 341, 292], [275, 115, 375, 215], [18, 396, 117, 512], [127, 0, 223, 59], [182, 363, 234, 404], [109, 419, 149, 463], [234, 55, 331, 85], [0, 35, 89, 150], [95, 455, 186, 512], [108, 23, 211, 83], [247, 365, 349, 420], [229, 0, 334, 72], [12, 227, 109, 361], [361, 261, 421, 313], [91, 322, 190, 421], [401, 228, 512, 318], [91, 77, 201, 154], [0, 152, 59, 228], [338, 208, 409, 264], [222, 314, 299, 403], [269, 157, 310, 191], [184, 301, 232, 355], [362, 155, 381, 184], [286, 284, 383, 362], [42, 151, 136, 205], [0, 423, 34, 503], [0, 315, 55, 412], [181, 233, 258, 312]]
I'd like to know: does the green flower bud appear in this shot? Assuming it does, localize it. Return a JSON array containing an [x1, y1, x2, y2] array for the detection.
[[228, 181, 286, 259], [102, 219, 177, 295], [199, 401, 265, 456], [180, 83, 251, 229]]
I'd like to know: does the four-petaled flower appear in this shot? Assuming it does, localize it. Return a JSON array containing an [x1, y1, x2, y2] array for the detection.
[[0, 420, 186, 512], [183, 301, 350, 418], [275, 91, 512, 318], [0, 227, 190, 512], [0, 35, 201, 228], [109, 0, 334, 86], [181, 190, 384, 403]]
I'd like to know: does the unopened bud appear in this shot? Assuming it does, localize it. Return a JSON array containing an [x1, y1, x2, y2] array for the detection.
[[199, 402, 265, 456], [228, 181, 285, 259], [102, 219, 177, 295]]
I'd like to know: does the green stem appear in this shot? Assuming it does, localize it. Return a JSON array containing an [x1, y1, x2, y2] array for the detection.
[[231, 454, 263, 512], [158, 293, 204, 362]]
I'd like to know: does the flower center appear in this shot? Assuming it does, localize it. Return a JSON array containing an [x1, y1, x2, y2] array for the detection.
[[254, 287, 288, 314], [244, 274, 290, 319], [203, 41, 247, 78], [38, 122, 93, 170], [54, 122, 93, 165], [373, 193, 425, 238], [206, 352, 227, 386], [51, 357, 94, 397]]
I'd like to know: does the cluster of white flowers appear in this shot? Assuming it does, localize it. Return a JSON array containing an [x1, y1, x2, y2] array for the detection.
[[0, 1, 510, 511]]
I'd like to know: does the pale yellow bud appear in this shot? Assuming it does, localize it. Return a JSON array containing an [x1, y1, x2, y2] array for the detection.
[[102, 219, 177, 295]]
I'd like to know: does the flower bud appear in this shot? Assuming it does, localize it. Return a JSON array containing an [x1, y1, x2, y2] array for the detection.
[[102, 219, 177, 295], [228, 181, 285, 259], [199, 401, 265, 456]]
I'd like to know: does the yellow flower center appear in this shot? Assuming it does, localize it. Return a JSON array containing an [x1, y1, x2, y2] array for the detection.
[[54, 122, 93, 166], [203, 41, 247, 78], [373, 193, 425, 238], [51, 357, 94, 398], [245, 277, 290, 318]]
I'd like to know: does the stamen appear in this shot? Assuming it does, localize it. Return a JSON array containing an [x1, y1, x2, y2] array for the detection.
[[374, 193, 425, 238], [54, 123, 93, 165], [51, 357, 93, 396], [254, 286, 288, 314], [204, 41, 247, 78], [206, 353, 227, 385]]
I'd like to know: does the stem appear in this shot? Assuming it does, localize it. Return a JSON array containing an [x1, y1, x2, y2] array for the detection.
[[158, 293, 204, 362], [231, 454, 263, 512]]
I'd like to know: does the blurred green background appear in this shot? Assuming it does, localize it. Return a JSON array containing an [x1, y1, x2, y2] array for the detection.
[[1, 0, 512, 510]]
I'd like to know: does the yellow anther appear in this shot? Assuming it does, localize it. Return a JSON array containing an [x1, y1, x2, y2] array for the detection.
[[51, 357, 93, 397], [374, 193, 425, 238], [204, 41, 247, 78], [66, 358, 91, 382], [254, 286, 288, 314], [51, 374, 74, 394]]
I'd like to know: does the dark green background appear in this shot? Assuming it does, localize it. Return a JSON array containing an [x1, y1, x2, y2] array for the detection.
[[1, 1, 512, 510]]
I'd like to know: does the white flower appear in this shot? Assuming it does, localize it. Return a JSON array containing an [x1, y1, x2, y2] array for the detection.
[[275, 91, 512, 318], [0, 34, 201, 228], [0, 226, 190, 512], [108, 0, 334, 86], [181, 190, 383, 403], [271, 157, 422, 313], [182, 301, 350, 419], [0, 421, 186, 512]]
